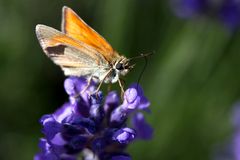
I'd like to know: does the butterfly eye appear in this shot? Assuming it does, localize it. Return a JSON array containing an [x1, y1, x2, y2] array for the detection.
[[116, 63, 124, 70]]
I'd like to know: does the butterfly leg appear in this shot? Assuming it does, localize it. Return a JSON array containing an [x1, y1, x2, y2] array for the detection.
[[91, 69, 113, 96], [90, 79, 105, 100], [94, 79, 104, 95], [80, 76, 93, 94], [118, 79, 125, 100]]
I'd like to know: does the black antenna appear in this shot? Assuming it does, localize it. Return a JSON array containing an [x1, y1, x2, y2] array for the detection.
[[133, 51, 154, 91], [128, 52, 154, 62]]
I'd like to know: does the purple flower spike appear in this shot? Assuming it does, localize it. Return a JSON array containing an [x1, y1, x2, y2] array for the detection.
[[35, 77, 153, 159], [113, 128, 136, 144], [132, 112, 153, 140]]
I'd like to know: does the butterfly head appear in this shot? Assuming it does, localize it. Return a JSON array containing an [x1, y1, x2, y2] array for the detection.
[[113, 56, 134, 77]]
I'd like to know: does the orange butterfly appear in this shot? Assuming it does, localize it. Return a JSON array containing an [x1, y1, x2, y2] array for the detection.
[[36, 6, 136, 93]]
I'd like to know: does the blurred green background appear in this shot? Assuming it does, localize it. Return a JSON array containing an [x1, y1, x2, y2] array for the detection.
[[0, 0, 240, 160]]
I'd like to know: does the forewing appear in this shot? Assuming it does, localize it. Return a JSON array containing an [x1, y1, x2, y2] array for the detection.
[[35, 24, 108, 76], [62, 6, 119, 62]]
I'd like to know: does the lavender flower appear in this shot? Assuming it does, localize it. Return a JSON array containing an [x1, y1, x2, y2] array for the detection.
[[219, 0, 240, 30], [232, 102, 240, 129], [232, 103, 240, 160], [170, 0, 207, 18], [170, 0, 240, 30], [213, 102, 240, 160], [233, 130, 240, 160], [34, 77, 153, 160]]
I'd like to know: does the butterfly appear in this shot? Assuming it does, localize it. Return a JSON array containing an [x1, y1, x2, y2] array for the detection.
[[35, 6, 147, 94]]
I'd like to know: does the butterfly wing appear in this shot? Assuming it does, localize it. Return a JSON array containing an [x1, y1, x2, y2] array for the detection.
[[61, 6, 120, 62], [35, 24, 109, 77]]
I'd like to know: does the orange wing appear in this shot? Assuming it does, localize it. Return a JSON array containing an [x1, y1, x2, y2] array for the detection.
[[35, 24, 108, 68], [62, 6, 119, 62]]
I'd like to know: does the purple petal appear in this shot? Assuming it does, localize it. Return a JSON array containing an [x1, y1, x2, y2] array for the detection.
[[90, 103, 104, 124], [125, 88, 138, 104], [132, 113, 153, 140], [69, 116, 97, 134], [64, 77, 87, 96], [110, 107, 127, 127], [105, 91, 120, 105], [104, 91, 120, 113], [35, 139, 77, 160], [53, 103, 73, 123], [89, 92, 104, 122], [138, 96, 150, 110], [131, 84, 150, 110], [70, 89, 103, 117], [50, 133, 67, 146], [66, 135, 88, 153], [38, 138, 51, 153], [121, 84, 150, 111], [61, 123, 85, 140], [40, 115, 61, 140], [64, 77, 97, 106], [71, 97, 90, 117], [40, 114, 54, 125], [35, 139, 59, 160], [113, 128, 136, 144]]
